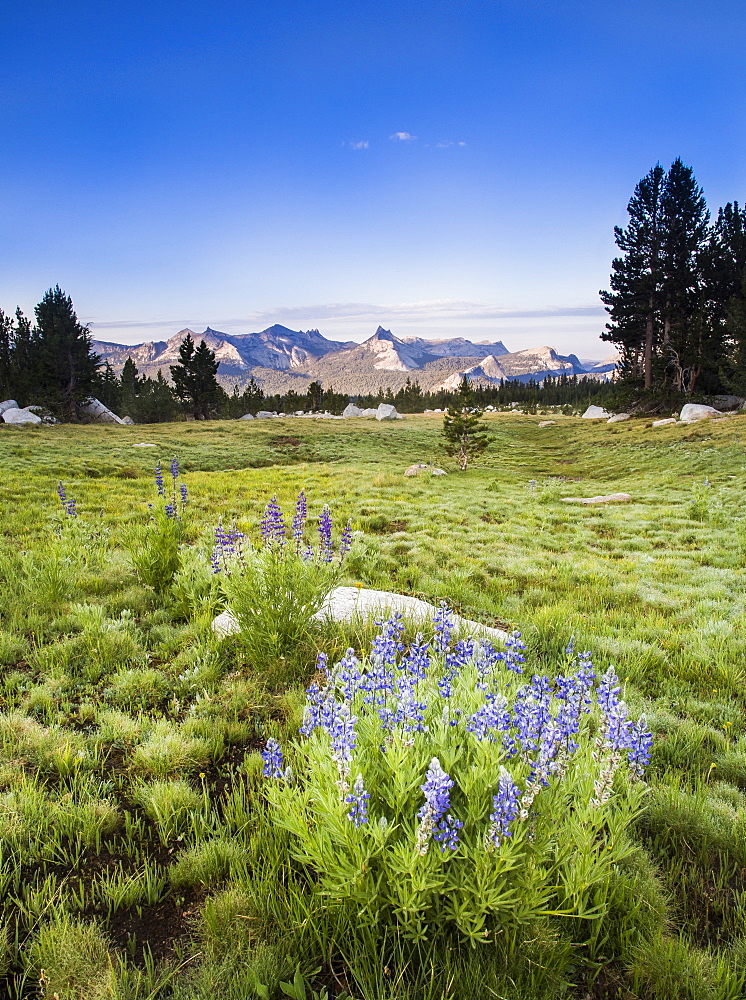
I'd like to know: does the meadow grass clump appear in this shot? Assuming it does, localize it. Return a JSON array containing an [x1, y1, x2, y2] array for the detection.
[[25, 914, 114, 1000], [215, 491, 352, 670], [130, 778, 204, 843], [130, 719, 212, 776], [169, 836, 248, 890]]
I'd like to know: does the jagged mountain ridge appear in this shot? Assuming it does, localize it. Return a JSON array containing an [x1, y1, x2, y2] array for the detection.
[[93, 324, 614, 393]]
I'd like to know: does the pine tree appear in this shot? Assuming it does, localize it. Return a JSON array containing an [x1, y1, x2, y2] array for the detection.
[[601, 164, 666, 390], [96, 363, 122, 413], [441, 378, 491, 471], [169, 333, 220, 420], [0, 309, 12, 398], [658, 158, 711, 393], [120, 357, 140, 420], [29, 286, 101, 420]]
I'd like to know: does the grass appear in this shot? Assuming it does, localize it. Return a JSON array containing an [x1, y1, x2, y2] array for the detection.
[[1, 411, 746, 997]]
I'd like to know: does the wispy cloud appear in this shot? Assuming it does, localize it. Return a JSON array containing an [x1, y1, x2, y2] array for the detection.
[[344, 139, 369, 149], [389, 131, 416, 141]]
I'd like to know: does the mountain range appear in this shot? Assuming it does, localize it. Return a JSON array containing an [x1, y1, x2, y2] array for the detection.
[[92, 325, 617, 395]]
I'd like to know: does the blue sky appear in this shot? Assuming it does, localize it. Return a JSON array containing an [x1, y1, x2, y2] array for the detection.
[[2, 0, 744, 357]]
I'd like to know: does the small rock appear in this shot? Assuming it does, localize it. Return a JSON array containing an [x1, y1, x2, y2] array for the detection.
[[679, 403, 722, 422], [404, 463, 448, 477], [131, 442, 158, 447], [607, 413, 631, 423], [239, 413, 255, 420], [431, 467, 447, 476], [652, 418, 678, 427], [1, 406, 42, 424], [342, 403, 363, 418], [560, 493, 633, 505], [121, 415, 135, 425], [538, 420, 556, 427], [376, 403, 399, 421], [581, 405, 612, 419], [361, 408, 378, 417], [255, 411, 276, 419]]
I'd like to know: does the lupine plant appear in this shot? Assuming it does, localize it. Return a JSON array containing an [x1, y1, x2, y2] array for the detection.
[[261, 610, 652, 950], [214, 491, 352, 665], [130, 459, 189, 594]]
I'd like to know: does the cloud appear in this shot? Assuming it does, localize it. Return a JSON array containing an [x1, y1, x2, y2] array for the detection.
[[345, 139, 369, 150], [389, 131, 416, 141]]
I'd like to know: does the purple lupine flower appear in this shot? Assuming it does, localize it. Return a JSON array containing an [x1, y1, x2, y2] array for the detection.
[[597, 666, 621, 715], [485, 767, 521, 849], [164, 502, 177, 519], [261, 737, 284, 778], [554, 670, 595, 754], [500, 631, 526, 674], [339, 519, 353, 558], [513, 678, 552, 757], [292, 490, 307, 545], [401, 635, 431, 683], [334, 649, 363, 703], [466, 693, 512, 744], [415, 758, 454, 854], [346, 774, 370, 826], [180, 483, 188, 505], [388, 676, 428, 735], [155, 462, 165, 497], [433, 813, 463, 852], [57, 482, 77, 516], [432, 603, 455, 654], [318, 504, 334, 562], [328, 703, 358, 775], [438, 638, 475, 698], [626, 715, 653, 777], [564, 637, 576, 660], [260, 496, 286, 545], [474, 640, 503, 691], [170, 457, 179, 480], [363, 615, 403, 707]]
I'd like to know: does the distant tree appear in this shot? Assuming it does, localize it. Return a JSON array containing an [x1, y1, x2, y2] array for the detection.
[[441, 378, 491, 471], [119, 357, 140, 419], [169, 333, 220, 419], [96, 363, 122, 413], [306, 381, 323, 412], [29, 286, 101, 420], [0, 309, 13, 397]]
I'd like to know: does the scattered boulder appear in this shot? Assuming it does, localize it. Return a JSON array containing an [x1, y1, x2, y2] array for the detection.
[[652, 417, 678, 427], [80, 398, 125, 424], [1, 406, 42, 425], [538, 420, 556, 427], [376, 403, 399, 421], [361, 408, 378, 417], [255, 411, 276, 419], [710, 395, 744, 411], [607, 413, 631, 424], [680, 403, 722, 423], [404, 463, 448, 477], [342, 403, 363, 418], [212, 585, 509, 645], [239, 413, 255, 420], [0, 400, 19, 415], [561, 493, 633, 505], [121, 415, 135, 425], [131, 442, 157, 447], [581, 405, 612, 419]]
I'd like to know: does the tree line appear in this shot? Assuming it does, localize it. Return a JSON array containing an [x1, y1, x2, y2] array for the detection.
[[601, 158, 746, 400]]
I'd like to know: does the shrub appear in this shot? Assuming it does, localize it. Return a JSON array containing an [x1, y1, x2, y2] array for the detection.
[[260, 613, 653, 958]]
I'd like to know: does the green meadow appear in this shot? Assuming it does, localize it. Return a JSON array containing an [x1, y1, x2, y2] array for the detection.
[[1, 411, 746, 999]]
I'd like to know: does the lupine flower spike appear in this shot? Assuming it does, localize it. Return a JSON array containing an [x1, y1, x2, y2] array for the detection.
[[261, 738, 284, 778]]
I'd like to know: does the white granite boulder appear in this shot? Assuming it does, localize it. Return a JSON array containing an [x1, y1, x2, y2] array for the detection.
[[652, 418, 678, 427], [561, 493, 633, 505], [361, 408, 378, 417], [255, 411, 276, 419], [0, 400, 19, 415], [1, 406, 42, 424], [581, 405, 612, 419], [239, 413, 255, 420], [80, 398, 125, 424], [538, 420, 556, 427], [680, 403, 722, 423], [212, 585, 509, 645], [342, 403, 363, 418], [607, 413, 631, 423], [121, 415, 135, 425], [404, 463, 448, 477], [376, 403, 399, 421]]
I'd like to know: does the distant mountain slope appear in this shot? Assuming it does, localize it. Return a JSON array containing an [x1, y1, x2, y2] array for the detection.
[[93, 323, 615, 394]]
